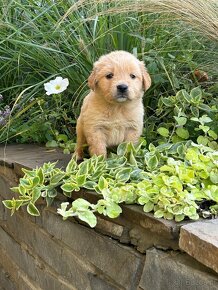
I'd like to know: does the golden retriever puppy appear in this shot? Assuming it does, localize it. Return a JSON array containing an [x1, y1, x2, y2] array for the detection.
[[75, 50, 151, 159]]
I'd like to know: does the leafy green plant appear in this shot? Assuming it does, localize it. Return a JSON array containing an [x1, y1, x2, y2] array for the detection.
[[3, 139, 218, 227], [0, 1, 217, 144], [146, 87, 218, 149]]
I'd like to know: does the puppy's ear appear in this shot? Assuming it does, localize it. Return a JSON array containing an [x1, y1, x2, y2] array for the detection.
[[140, 61, 151, 91], [88, 69, 97, 91]]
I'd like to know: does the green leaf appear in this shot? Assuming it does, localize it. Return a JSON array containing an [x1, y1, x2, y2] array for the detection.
[[176, 127, 189, 139], [18, 185, 26, 195], [47, 189, 58, 198], [210, 171, 218, 184], [72, 198, 93, 211], [22, 168, 36, 177], [148, 143, 156, 152], [3, 199, 25, 214], [154, 209, 164, 218], [189, 213, 199, 220], [37, 167, 44, 183], [197, 135, 208, 146], [77, 211, 97, 228], [32, 176, 40, 187], [138, 196, 150, 205], [157, 127, 169, 137], [160, 165, 174, 173], [78, 161, 89, 175], [208, 141, 218, 150], [63, 191, 72, 198], [66, 158, 78, 173], [208, 130, 217, 140], [83, 181, 97, 190], [10, 187, 19, 193], [178, 89, 191, 103], [190, 87, 202, 102], [174, 116, 187, 126], [57, 134, 68, 143], [63, 148, 70, 154], [46, 140, 58, 148], [32, 188, 41, 203], [57, 202, 75, 220], [143, 201, 154, 212], [2, 200, 14, 209], [98, 176, 108, 191], [147, 155, 159, 170], [186, 148, 199, 162], [46, 196, 54, 207], [161, 97, 174, 107], [199, 125, 210, 133], [190, 106, 199, 117], [50, 173, 65, 185], [27, 202, 40, 216], [164, 212, 174, 220], [20, 178, 32, 189], [175, 214, 185, 222], [61, 182, 80, 192], [199, 115, 212, 124], [106, 156, 127, 169], [129, 150, 138, 166], [211, 186, 218, 202], [117, 142, 128, 156], [105, 202, 122, 218], [115, 168, 132, 182], [76, 174, 86, 187], [183, 206, 197, 216]]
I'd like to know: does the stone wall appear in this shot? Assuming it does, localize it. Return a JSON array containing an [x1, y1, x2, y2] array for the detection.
[[0, 145, 218, 290]]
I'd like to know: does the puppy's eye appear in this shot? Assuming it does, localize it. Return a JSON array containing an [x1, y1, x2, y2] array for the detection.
[[130, 74, 136, 79], [106, 73, 114, 79]]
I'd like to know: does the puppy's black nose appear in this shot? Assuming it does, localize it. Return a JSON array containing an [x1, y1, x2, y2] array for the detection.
[[117, 84, 128, 93]]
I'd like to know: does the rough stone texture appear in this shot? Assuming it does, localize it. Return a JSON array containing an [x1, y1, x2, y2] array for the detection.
[[179, 220, 218, 274], [0, 264, 16, 290], [139, 248, 218, 290], [0, 227, 76, 290], [1, 144, 218, 290], [0, 174, 144, 290], [0, 144, 71, 173], [71, 189, 185, 251]]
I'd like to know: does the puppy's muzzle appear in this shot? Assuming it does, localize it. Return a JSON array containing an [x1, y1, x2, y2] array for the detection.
[[116, 84, 129, 102]]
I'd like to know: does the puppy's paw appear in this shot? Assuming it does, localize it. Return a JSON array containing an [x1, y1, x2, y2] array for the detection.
[[73, 148, 84, 162], [89, 145, 107, 158]]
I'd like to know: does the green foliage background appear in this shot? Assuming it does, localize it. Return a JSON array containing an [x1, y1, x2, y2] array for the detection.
[[0, 0, 217, 145]]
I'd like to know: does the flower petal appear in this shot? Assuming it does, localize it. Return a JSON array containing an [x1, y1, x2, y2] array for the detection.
[[44, 76, 69, 94], [55, 76, 63, 82]]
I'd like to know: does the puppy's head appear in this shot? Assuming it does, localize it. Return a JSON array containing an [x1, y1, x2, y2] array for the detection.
[[88, 51, 151, 103]]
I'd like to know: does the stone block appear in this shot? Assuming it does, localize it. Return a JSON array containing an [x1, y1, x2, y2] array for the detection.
[[0, 227, 77, 290], [1, 214, 107, 289], [38, 208, 145, 290], [179, 219, 218, 274], [2, 208, 143, 290], [139, 248, 218, 290], [0, 144, 71, 170]]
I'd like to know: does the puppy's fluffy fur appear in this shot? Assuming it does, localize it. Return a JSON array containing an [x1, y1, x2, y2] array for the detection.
[[75, 50, 151, 159]]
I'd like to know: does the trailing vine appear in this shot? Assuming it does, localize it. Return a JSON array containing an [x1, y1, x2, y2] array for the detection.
[[3, 139, 218, 227]]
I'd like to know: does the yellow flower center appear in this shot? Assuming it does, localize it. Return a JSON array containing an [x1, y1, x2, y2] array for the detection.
[[55, 85, 61, 90]]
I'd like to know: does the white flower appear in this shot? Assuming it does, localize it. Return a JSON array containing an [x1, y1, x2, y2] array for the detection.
[[44, 76, 69, 95]]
